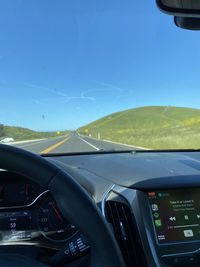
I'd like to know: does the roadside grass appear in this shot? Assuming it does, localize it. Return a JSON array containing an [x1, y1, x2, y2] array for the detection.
[[86, 127, 200, 149], [78, 106, 200, 149]]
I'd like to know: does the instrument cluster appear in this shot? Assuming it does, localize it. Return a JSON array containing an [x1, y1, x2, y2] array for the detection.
[[0, 171, 78, 248]]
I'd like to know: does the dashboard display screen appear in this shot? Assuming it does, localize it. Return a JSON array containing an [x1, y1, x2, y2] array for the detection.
[[0, 211, 32, 241], [148, 189, 200, 244]]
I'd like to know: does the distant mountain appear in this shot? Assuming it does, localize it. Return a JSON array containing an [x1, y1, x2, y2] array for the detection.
[[78, 106, 200, 149], [0, 125, 68, 142]]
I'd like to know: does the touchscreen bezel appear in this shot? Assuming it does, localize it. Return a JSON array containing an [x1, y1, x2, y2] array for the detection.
[[147, 188, 200, 245]]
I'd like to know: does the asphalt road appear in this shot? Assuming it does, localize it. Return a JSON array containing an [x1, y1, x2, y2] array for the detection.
[[10, 134, 139, 154]]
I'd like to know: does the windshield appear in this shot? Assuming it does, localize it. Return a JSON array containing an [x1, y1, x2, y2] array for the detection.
[[0, 0, 199, 154]]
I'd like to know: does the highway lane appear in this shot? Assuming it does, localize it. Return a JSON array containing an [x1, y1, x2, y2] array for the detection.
[[11, 136, 70, 154], [10, 134, 140, 154]]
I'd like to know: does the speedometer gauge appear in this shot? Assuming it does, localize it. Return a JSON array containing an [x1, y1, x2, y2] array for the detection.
[[38, 198, 78, 242]]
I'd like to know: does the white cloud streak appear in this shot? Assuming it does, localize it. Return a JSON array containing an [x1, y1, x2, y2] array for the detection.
[[25, 81, 126, 105], [24, 83, 96, 103]]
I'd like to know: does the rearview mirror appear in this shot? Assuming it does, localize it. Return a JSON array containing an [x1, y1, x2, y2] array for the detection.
[[174, 16, 200, 30], [156, 0, 200, 30], [157, 0, 200, 16]]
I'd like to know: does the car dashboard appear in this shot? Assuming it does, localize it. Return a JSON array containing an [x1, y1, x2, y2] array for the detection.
[[49, 151, 200, 267], [2, 151, 200, 267]]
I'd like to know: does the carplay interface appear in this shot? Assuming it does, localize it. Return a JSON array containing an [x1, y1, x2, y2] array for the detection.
[[148, 189, 200, 244]]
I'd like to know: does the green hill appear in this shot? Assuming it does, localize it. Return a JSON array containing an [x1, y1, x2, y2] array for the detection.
[[0, 125, 68, 142], [78, 106, 200, 149]]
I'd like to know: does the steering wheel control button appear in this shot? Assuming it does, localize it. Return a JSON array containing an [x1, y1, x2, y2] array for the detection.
[[49, 235, 89, 266], [69, 241, 78, 255], [76, 236, 89, 252], [63, 235, 89, 259]]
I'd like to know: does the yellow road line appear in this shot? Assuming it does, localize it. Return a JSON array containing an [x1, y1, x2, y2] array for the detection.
[[41, 136, 70, 154]]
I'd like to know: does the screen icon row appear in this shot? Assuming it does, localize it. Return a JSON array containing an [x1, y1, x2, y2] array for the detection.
[[168, 214, 200, 221]]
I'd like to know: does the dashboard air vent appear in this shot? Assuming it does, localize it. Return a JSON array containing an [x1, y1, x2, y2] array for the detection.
[[105, 201, 145, 267]]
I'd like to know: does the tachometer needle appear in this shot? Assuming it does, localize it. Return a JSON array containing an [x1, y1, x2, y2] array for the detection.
[[51, 203, 64, 223]]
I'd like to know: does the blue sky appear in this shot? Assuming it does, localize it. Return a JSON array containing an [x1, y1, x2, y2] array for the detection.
[[0, 0, 200, 131]]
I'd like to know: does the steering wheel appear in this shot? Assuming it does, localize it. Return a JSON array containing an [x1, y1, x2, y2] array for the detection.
[[0, 145, 125, 267]]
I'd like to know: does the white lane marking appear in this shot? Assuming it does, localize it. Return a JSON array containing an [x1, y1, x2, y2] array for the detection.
[[78, 137, 100, 151], [100, 139, 149, 150], [79, 134, 149, 150]]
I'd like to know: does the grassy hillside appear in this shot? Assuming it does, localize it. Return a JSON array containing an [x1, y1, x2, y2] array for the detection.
[[78, 106, 200, 149], [1, 126, 68, 141]]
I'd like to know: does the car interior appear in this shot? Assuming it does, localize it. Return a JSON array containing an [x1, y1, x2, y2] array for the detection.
[[2, 0, 200, 267]]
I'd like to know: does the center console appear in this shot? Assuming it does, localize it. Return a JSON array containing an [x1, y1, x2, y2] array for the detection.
[[142, 188, 200, 266]]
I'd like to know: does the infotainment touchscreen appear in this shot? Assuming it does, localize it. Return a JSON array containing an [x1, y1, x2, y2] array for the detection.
[[147, 189, 200, 244]]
